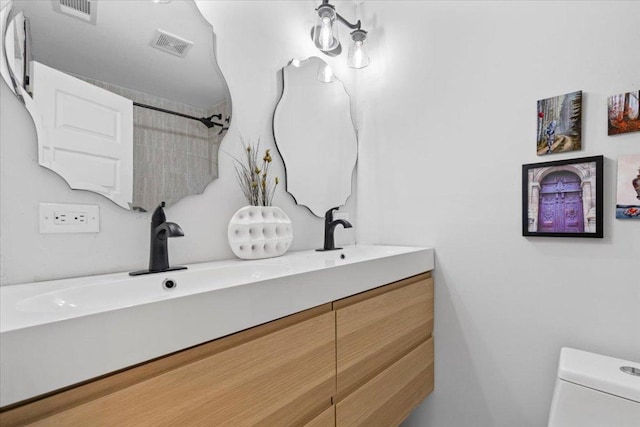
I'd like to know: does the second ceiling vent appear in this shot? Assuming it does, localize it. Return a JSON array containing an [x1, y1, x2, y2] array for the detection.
[[150, 30, 194, 58]]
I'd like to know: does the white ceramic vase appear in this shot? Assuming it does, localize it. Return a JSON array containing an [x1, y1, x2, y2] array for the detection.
[[227, 206, 293, 260]]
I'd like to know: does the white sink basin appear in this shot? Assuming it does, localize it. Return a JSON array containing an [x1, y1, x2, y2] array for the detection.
[[15, 263, 294, 314], [5, 245, 417, 321], [306, 245, 415, 263]]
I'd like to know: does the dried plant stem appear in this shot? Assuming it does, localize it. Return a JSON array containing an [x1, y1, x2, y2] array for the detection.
[[232, 138, 279, 206]]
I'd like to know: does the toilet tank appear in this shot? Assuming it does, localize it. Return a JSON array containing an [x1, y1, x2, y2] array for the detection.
[[548, 347, 640, 427]]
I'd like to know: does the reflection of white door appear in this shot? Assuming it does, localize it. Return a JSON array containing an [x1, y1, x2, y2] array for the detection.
[[32, 61, 133, 209]]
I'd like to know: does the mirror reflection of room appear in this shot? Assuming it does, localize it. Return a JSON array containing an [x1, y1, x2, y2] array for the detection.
[[2, 0, 231, 211]]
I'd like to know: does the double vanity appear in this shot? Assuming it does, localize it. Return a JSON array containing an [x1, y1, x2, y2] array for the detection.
[[0, 245, 434, 426], [2, 1, 433, 425]]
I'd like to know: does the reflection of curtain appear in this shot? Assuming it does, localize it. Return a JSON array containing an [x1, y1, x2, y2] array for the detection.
[[23, 15, 32, 93], [5, 11, 30, 92], [11, 12, 24, 87], [3, 12, 21, 89]]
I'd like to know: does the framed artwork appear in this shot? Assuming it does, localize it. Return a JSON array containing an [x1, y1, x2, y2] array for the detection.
[[608, 90, 640, 135], [522, 155, 603, 238], [536, 90, 582, 155], [616, 154, 640, 219]]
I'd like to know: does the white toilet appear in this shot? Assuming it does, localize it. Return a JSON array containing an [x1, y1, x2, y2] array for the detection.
[[548, 347, 640, 427]]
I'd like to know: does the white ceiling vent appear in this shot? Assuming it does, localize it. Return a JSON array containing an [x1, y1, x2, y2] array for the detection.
[[52, 0, 97, 25], [150, 30, 194, 58]]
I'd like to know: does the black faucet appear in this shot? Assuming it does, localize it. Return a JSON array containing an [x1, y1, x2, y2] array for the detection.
[[317, 207, 353, 251], [130, 202, 187, 276]]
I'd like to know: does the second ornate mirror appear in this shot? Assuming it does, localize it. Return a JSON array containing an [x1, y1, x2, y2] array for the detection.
[[1, 0, 231, 211], [273, 57, 357, 217]]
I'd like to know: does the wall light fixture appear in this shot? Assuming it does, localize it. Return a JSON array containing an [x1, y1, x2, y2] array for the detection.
[[311, 0, 369, 69]]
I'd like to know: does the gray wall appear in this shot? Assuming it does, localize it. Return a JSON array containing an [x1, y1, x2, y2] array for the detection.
[[354, 2, 640, 426]]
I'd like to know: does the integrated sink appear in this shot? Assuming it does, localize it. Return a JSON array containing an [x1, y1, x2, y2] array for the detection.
[[307, 245, 414, 262], [3, 245, 418, 325], [15, 263, 294, 314], [0, 245, 434, 407], [15, 276, 176, 314]]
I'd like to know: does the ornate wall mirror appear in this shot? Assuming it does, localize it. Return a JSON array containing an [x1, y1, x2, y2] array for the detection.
[[273, 57, 357, 217], [0, 0, 231, 211]]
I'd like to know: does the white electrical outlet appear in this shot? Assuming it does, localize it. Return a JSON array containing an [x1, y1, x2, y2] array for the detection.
[[54, 211, 88, 225], [40, 203, 100, 233]]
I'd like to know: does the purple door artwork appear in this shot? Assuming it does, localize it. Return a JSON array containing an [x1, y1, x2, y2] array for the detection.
[[523, 156, 602, 238], [538, 171, 584, 233]]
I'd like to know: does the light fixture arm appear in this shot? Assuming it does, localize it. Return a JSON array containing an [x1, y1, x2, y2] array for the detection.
[[319, 0, 361, 31], [336, 13, 361, 31], [313, 0, 369, 68]]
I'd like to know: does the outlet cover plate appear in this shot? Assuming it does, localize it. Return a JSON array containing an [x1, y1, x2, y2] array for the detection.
[[39, 203, 100, 233]]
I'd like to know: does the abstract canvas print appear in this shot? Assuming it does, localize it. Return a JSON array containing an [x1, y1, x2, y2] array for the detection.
[[608, 90, 640, 135], [522, 156, 603, 238], [616, 154, 640, 219], [536, 90, 582, 155]]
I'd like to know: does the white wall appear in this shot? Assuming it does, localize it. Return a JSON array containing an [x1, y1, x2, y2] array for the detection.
[[356, 1, 640, 426], [2, 0, 638, 424], [0, 0, 357, 285]]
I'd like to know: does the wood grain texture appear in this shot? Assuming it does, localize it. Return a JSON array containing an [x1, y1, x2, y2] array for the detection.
[[305, 405, 335, 427], [334, 274, 433, 400], [332, 272, 431, 311], [336, 338, 434, 427], [1, 271, 435, 427], [0, 305, 334, 427]]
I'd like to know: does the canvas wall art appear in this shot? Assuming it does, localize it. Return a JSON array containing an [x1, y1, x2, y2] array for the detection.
[[608, 90, 640, 135], [522, 155, 603, 238], [616, 154, 640, 219], [536, 90, 582, 155]]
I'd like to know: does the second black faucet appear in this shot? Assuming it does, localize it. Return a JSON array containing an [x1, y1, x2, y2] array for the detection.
[[317, 207, 353, 251]]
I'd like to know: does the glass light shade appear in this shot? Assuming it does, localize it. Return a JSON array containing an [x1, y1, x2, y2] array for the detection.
[[313, 5, 339, 51], [317, 62, 334, 83], [347, 30, 370, 69]]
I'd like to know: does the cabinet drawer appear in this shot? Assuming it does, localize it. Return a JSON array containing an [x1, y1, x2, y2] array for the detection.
[[334, 273, 433, 399], [12, 308, 335, 427], [336, 337, 434, 427], [305, 405, 335, 427]]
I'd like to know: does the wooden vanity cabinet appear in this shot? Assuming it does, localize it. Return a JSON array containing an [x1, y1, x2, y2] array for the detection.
[[0, 305, 336, 427], [334, 272, 434, 427], [0, 272, 433, 427], [305, 405, 335, 427]]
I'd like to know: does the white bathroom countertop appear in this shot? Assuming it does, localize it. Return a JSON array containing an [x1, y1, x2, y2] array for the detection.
[[0, 244, 434, 407]]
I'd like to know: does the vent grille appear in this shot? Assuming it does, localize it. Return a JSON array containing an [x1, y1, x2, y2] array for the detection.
[[60, 0, 90, 15], [52, 0, 96, 24], [151, 30, 194, 58]]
